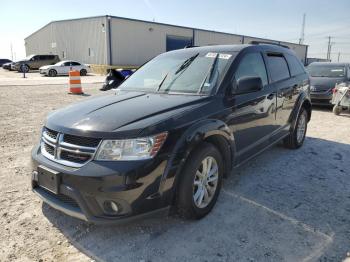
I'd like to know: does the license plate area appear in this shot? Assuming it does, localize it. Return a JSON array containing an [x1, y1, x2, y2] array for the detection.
[[37, 165, 60, 194]]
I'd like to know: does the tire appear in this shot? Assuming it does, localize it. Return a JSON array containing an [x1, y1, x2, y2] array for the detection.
[[283, 108, 308, 149], [80, 69, 87, 76], [48, 69, 57, 77], [20, 64, 29, 73], [176, 143, 223, 219], [333, 105, 341, 115]]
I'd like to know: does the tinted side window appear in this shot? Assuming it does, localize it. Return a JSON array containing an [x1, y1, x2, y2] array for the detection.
[[266, 54, 290, 82], [71, 62, 81, 66], [63, 62, 71, 66], [285, 54, 305, 76], [235, 52, 268, 86]]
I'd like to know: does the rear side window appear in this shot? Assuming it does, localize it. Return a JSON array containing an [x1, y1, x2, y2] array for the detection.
[[71, 62, 81, 66], [285, 54, 305, 76], [235, 52, 268, 86], [266, 54, 290, 82]]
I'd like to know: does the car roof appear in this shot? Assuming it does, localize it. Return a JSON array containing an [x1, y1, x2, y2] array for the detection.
[[167, 44, 296, 56], [308, 62, 349, 66], [59, 60, 80, 63]]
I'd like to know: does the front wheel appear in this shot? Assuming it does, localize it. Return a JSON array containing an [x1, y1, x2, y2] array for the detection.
[[176, 143, 223, 219], [284, 108, 308, 149], [333, 105, 341, 115], [20, 64, 29, 73], [48, 69, 57, 77]]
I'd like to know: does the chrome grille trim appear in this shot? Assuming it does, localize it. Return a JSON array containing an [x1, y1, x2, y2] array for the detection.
[[40, 128, 101, 168]]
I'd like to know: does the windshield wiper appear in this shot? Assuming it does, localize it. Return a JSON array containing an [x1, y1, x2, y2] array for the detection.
[[198, 53, 219, 94], [157, 53, 199, 92]]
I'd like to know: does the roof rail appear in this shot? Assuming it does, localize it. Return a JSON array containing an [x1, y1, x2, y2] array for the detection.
[[249, 41, 290, 49], [184, 45, 199, 49]]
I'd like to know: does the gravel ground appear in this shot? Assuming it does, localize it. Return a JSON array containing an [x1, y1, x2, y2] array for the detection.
[[0, 69, 350, 261]]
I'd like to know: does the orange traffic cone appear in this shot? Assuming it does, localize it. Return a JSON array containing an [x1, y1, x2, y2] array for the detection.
[[68, 70, 83, 94]]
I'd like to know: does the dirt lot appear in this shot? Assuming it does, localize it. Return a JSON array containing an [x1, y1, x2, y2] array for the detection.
[[0, 68, 350, 262]]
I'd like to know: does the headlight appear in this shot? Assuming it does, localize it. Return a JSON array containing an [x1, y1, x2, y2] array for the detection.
[[95, 132, 168, 161]]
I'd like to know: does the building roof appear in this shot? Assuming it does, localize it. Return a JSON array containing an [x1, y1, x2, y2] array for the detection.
[[308, 62, 349, 66], [24, 15, 307, 48]]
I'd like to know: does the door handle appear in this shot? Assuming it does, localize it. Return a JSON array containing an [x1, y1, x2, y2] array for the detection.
[[267, 93, 274, 100]]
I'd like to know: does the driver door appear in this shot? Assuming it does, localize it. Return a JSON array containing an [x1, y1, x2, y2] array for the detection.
[[225, 52, 278, 164], [59, 61, 71, 75]]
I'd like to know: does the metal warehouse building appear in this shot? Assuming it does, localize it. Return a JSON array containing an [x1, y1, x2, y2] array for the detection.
[[25, 15, 308, 67]]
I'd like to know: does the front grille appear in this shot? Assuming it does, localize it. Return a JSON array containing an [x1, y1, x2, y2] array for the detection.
[[44, 143, 55, 156], [41, 127, 101, 167], [45, 128, 58, 140], [61, 151, 91, 164], [40, 187, 80, 208], [63, 134, 101, 147]]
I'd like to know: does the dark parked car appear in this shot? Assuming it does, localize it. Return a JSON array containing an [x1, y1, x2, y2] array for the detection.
[[2, 62, 14, 70], [0, 58, 12, 66], [100, 69, 134, 91], [307, 62, 350, 105], [31, 44, 311, 224], [14, 54, 60, 72]]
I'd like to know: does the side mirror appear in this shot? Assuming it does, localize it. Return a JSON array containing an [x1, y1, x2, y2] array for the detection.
[[234, 76, 263, 95]]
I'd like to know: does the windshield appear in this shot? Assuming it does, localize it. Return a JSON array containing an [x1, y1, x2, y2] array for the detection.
[[119, 51, 234, 94], [55, 61, 66, 66], [25, 55, 35, 60], [307, 65, 346, 78]]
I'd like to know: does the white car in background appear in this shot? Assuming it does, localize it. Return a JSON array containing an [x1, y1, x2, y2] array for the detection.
[[39, 60, 91, 77]]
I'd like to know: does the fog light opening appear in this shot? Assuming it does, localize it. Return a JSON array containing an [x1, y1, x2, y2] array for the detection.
[[103, 200, 120, 215]]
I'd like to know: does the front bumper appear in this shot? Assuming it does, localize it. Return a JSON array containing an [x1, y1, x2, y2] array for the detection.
[[39, 69, 48, 75], [31, 145, 173, 224]]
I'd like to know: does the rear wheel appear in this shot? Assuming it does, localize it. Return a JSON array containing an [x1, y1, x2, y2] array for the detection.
[[176, 143, 223, 219], [80, 69, 87, 76], [283, 108, 308, 149], [48, 69, 57, 77]]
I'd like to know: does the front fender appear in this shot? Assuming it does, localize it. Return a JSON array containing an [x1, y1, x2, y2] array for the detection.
[[158, 119, 235, 199]]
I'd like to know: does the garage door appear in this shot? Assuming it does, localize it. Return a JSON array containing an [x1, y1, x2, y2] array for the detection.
[[166, 35, 193, 51]]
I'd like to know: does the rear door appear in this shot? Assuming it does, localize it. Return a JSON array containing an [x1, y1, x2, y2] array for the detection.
[[226, 51, 278, 163], [264, 53, 296, 138]]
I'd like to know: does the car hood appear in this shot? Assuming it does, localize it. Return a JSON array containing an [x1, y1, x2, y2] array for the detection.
[[310, 76, 346, 91], [45, 90, 211, 138], [39, 65, 51, 70]]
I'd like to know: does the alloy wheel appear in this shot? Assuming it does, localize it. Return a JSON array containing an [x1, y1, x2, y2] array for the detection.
[[296, 113, 306, 143], [193, 156, 219, 208]]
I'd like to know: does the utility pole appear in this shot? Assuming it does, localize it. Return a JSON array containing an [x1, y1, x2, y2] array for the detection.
[[326, 36, 332, 60], [299, 13, 306, 44], [10, 43, 13, 61], [338, 52, 341, 62]]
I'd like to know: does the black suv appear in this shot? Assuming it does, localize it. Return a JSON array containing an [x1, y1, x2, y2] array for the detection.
[[307, 62, 350, 105], [31, 44, 311, 224]]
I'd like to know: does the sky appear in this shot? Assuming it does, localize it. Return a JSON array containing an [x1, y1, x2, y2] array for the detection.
[[1, 0, 350, 62]]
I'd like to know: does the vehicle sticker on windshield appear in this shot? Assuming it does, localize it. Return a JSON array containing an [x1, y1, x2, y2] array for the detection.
[[206, 52, 217, 58], [205, 52, 232, 59], [219, 54, 232, 59]]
